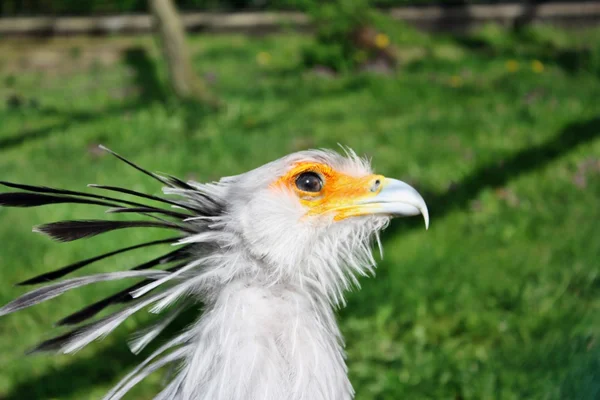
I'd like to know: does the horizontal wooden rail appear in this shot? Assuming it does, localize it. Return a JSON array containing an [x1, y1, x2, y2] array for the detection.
[[0, 2, 598, 36]]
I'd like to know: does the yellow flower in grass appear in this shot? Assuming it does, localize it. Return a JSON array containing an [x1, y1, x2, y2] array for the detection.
[[506, 59, 519, 72], [256, 51, 271, 66], [374, 33, 390, 49], [449, 75, 463, 88], [531, 60, 544, 73]]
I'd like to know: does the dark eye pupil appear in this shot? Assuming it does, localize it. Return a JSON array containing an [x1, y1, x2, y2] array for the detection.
[[295, 172, 323, 192]]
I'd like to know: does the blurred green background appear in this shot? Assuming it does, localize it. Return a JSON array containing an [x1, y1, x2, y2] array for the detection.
[[0, 1, 599, 399]]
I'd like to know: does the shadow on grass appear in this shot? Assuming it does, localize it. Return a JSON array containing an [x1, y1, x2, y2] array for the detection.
[[559, 341, 600, 400], [454, 27, 600, 78], [2, 342, 140, 400], [2, 308, 200, 400], [0, 105, 138, 152], [123, 46, 167, 104], [0, 123, 62, 150], [381, 115, 600, 241], [123, 46, 217, 134], [0, 46, 210, 152]]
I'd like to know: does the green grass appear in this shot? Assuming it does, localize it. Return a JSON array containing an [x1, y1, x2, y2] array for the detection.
[[0, 24, 599, 400]]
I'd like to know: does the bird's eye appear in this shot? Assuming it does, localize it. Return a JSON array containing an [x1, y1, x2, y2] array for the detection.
[[295, 172, 323, 193]]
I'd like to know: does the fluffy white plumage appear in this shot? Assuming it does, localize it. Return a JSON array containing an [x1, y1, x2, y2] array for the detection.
[[0, 148, 428, 400]]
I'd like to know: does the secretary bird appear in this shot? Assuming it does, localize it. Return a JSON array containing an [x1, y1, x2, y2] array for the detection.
[[0, 147, 428, 400]]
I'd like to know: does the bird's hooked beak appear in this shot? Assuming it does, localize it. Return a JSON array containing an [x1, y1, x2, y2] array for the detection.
[[354, 178, 429, 229]]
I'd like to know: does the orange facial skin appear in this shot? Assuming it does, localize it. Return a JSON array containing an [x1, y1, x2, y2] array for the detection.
[[272, 162, 384, 221]]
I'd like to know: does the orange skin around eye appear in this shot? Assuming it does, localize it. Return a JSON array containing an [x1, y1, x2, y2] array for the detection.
[[271, 162, 384, 221]]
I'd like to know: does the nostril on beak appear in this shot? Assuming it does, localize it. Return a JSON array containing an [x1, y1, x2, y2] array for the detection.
[[370, 179, 382, 192]]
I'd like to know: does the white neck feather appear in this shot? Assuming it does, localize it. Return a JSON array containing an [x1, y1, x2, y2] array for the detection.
[[178, 271, 354, 400]]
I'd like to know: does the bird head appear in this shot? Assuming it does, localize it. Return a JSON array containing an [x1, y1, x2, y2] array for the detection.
[[204, 149, 429, 299]]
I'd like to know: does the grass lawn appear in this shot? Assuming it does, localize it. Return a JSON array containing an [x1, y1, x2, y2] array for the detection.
[[0, 23, 599, 400]]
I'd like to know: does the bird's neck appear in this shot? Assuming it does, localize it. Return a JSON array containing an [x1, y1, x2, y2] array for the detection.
[[180, 276, 354, 400]]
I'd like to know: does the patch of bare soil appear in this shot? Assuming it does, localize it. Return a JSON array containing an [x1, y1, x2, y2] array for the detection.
[[0, 36, 156, 76]]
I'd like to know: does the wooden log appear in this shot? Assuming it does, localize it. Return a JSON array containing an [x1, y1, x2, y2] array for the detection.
[[149, 0, 221, 107]]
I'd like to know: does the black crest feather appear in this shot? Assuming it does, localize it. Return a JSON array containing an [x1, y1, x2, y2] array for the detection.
[[34, 220, 189, 243], [89, 184, 203, 213], [27, 329, 79, 354], [129, 246, 191, 271], [98, 145, 172, 187], [163, 175, 196, 190], [0, 180, 156, 209], [56, 283, 146, 326], [18, 237, 179, 285], [106, 207, 191, 219], [0, 192, 121, 208], [57, 262, 187, 326]]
